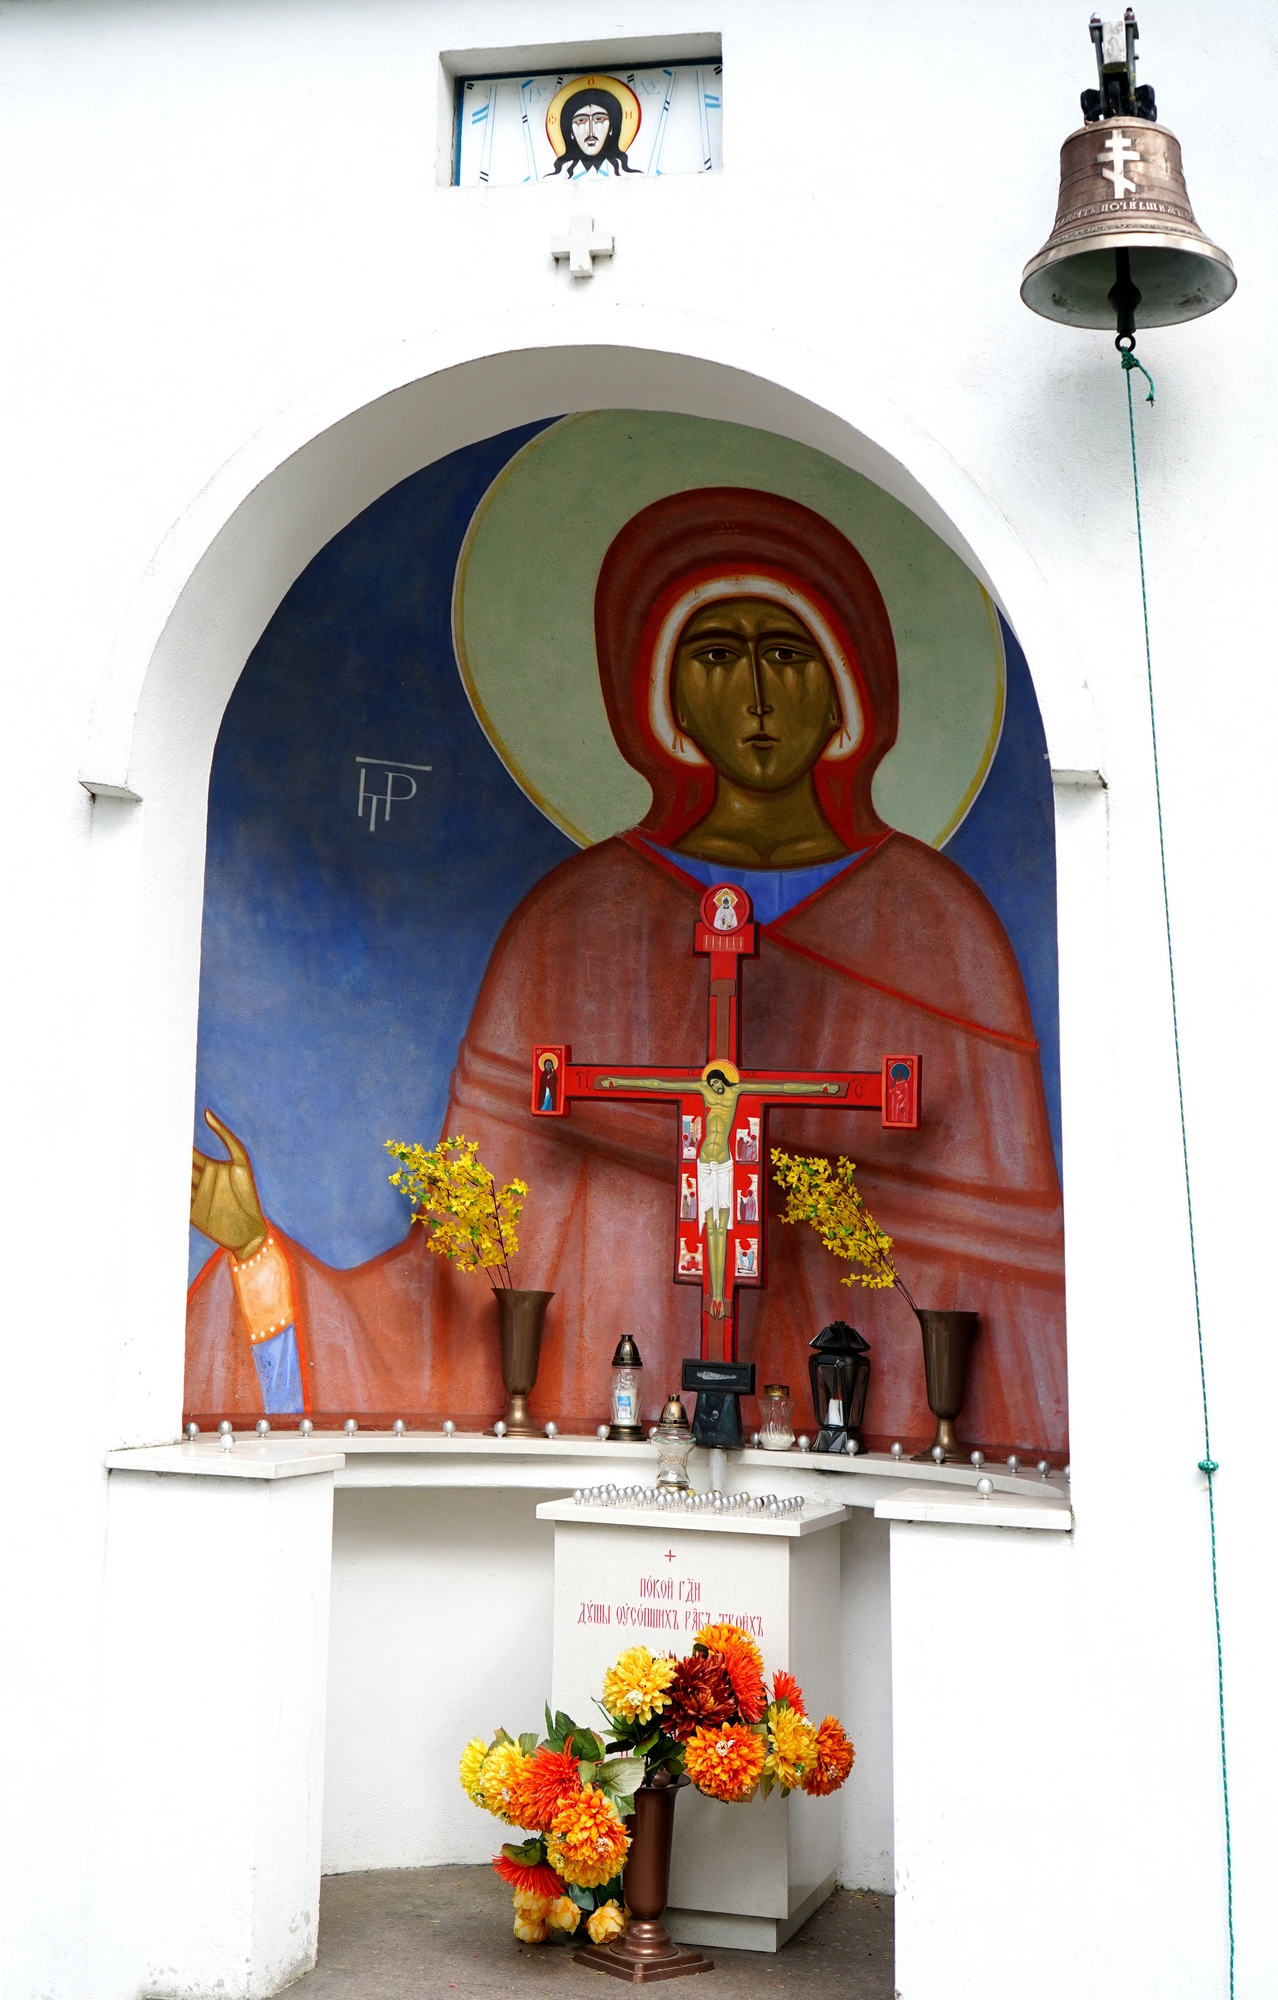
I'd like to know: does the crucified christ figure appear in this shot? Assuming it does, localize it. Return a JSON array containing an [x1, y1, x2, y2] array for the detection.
[[595, 1060, 841, 1316]]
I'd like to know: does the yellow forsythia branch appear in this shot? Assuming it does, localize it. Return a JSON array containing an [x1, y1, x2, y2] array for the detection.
[[385, 1135, 529, 1287], [769, 1151, 914, 1309]]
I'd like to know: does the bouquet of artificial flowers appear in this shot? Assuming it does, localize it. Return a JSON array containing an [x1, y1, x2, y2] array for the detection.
[[459, 1712, 643, 1945], [599, 1627, 855, 1805], [461, 1632, 854, 1946]]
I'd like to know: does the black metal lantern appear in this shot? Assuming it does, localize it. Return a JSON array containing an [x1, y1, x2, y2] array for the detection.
[[808, 1321, 871, 1455]]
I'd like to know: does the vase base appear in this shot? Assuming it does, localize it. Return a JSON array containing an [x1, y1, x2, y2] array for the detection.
[[574, 1931, 714, 1983]]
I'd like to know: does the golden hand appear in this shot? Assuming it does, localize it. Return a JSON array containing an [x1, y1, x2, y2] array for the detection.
[[191, 1109, 268, 1259]]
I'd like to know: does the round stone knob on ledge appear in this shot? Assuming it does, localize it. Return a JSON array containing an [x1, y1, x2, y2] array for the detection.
[[219, 1433, 235, 1453], [596, 1424, 609, 1441], [299, 1419, 313, 1436], [890, 1442, 903, 1460], [970, 1451, 985, 1468], [344, 1418, 359, 1436], [442, 1420, 456, 1437], [931, 1445, 945, 1465], [976, 1477, 994, 1499], [545, 1421, 558, 1439], [256, 1420, 271, 1437], [1037, 1459, 1051, 1479], [494, 1421, 507, 1438], [1006, 1454, 1020, 1474], [797, 1435, 811, 1452], [184, 1422, 199, 1441], [218, 1421, 233, 1437], [393, 1419, 406, 1436]]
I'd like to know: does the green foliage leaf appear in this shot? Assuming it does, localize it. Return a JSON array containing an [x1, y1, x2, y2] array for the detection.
[[554, 1711, 578, 1741], [597, 1755, 647, 1801], [566, 1882, 594, 1910], [492, 1727, 513, 1746], [501, 1837, 544, 1865], [518, 1732, 539, 1757], [577, 1761, 597, 1786]]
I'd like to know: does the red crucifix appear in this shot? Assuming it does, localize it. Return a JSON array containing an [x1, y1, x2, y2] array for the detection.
[[531, 882, 919, 1363]]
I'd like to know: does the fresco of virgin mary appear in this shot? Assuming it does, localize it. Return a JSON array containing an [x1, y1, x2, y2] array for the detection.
[[186, 479, 1065, 1456]]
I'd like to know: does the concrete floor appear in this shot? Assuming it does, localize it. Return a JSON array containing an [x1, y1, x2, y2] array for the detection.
[[288, 1866, 894, 1997]]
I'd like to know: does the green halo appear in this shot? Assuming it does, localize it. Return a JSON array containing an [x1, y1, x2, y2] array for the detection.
[[453, 411, 1004, 849]]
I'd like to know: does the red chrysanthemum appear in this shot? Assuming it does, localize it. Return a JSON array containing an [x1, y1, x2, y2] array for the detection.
[[801, 1716, 856, 1797], [665, 1653, 738, 1742], [492, 1853, 565, 1897], [512, 1746, 582, 1832], [770, 1669, 807, 1716]]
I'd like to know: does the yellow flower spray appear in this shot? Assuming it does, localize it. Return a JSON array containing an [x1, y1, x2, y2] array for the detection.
[[770, 1151, 916, 1310], [385, 1134, 528, 1290]]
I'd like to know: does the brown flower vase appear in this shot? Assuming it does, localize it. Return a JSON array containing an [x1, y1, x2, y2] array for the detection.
[[494, 1289, 553, 1437], [574, 1781, 713, 1983], [912, 1308, 980, 1463]]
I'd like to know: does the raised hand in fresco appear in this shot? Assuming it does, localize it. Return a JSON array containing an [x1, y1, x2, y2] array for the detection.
[[190, 1109, 267, 1259]]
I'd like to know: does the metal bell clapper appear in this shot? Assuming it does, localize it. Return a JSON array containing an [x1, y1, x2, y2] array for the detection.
[[1021, 10, 1235, 344], [652, 1392, 696, 1491]]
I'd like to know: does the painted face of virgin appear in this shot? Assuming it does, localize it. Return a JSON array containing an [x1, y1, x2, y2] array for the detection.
[[672, 599, 845, 792], [572, 104, 611, 155]]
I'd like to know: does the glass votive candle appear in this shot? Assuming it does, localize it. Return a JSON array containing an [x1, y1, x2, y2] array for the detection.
[[758, 1383, 795, 1451]]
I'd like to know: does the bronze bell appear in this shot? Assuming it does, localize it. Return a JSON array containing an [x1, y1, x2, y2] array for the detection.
[[1021, 11, 1234, 337]]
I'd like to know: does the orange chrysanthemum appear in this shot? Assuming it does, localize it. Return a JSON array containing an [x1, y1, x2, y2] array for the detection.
[[770, 1669, 807, 1716], [801, 1716, 856, 1797], [695, 1624, 766, 1723], [546, 1786, 630, 1889], [684, 1723, 767, 1803], [512, 1746, 582, 1832], [492, 1852, 565, 1898]]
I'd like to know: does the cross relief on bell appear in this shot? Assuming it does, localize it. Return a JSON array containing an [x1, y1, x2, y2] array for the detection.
[[1021, 10, 1235, 341]]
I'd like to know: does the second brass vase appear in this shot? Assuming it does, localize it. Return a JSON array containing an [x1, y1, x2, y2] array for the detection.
[[573, 1781, 712, 1983], [494, 1288, 552, 1437], [912, 1308, 979, 1463]]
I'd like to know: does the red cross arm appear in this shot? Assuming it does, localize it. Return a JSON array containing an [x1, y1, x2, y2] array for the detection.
[[530, 1048, 921, 1129]]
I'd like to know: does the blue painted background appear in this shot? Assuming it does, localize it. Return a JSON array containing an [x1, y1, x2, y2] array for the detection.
[[192, 426, 1060, 1283]]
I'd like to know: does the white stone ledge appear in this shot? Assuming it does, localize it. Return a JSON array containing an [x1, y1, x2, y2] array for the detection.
[[105, 1438, 345, 1479], [537, 1496, 848, 1538], [875, 1483, 1073, 1531], [105, 1433, 1071, 1522]]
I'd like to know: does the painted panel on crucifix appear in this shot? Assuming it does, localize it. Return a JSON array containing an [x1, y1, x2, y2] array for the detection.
[[186, 412, 1065, 1459]]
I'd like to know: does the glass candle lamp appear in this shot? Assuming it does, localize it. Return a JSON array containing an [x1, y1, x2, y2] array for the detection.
[[758, 1383, 795, 1451], [608, 1333, 645, 1441], [808, 1321, 871, 1454], [652, 1392, 695, 1488]]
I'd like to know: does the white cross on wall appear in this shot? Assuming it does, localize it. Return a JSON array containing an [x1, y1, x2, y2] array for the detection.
[[551, 215, 615, 280], [1097, 130, 1141, 199]]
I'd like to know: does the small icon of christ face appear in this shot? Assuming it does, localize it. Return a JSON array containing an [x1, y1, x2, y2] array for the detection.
[[571, 103, 611, 155]]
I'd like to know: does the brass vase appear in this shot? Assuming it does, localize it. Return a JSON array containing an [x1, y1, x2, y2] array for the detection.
[[573, 1781, 712, 1983], [912, 1309, 980, 1464], [494, 1289, 553, 1437]]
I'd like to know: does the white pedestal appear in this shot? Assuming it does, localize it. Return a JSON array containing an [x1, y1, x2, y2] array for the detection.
[[537, 1497, 846, 1952], [100, 1444, 340, 1998]]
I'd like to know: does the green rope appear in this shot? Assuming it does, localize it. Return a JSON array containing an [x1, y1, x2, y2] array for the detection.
[[1122, 348, 1234, 1997]]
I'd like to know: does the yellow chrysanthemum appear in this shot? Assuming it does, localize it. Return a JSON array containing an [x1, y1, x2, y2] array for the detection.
[[459, 1736, 489, 1803], [546, 1895, 582, 1934], [765, 1704, 819, 1791], [685, 1723, 767, 1803], [547, 1785, 631, 1888], [601, 1645, 676, 1725], [478, 1740, 534, 1826], [512, 1890, 551, 1917], [586, 1899, 627, 1944]]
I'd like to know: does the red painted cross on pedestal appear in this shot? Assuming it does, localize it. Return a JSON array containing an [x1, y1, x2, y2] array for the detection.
[[531, 882, 919, 1363]]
